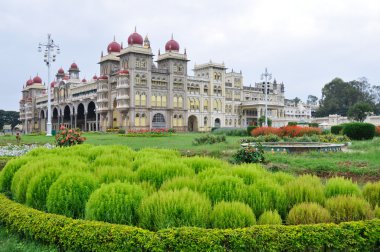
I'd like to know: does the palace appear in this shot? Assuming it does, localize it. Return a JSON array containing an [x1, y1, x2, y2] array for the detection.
[[19, 29, 312, 133]]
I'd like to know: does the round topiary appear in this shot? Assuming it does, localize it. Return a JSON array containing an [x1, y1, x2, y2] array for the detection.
[[374, 206, 380, 218], [160, 176, 200, 191], [287, 203, 331, 225], [284, 175, 325, 208], [325, 177, 361, 198], [326, 196, 374, 223], [137, 161, 194, 188], [210, 201, 256, 228], [138, 188, 211, 231], [46, 172, 97, 219], [342, 122, 375, 140], [182, 156, 226, 174], [94, 166, 137, 184], [0, 157, 29, 194], [25, 167, 63, 211], [362, 181, 380, 208], [200, 175, 246, 203], [331, 125, 345, 135], [85, 182, 146, 225], [257, 210, 282, 225]]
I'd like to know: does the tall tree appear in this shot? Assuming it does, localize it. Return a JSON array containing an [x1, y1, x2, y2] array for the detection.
[[307, 95, 318, 105], [0, 110, 20, 129], [317, 78, 377, 117], [347, 102, 373, 122]]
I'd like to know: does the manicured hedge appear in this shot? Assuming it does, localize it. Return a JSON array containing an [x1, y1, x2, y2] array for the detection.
[[331, 125, 345, 135], [0, 194, 379, 251], [342, 122, 376, 140]]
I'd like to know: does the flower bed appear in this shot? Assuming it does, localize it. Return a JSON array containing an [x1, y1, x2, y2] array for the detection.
[[251, 126, 321, 137], [121, 128, 174, 137], [0, 143, 55, 157]]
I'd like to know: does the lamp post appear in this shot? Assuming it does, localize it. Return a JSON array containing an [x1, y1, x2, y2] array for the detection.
[[261, 68, 272, 127], [38, 34, 60, 136]]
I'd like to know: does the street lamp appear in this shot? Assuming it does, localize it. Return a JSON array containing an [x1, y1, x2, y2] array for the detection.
[[38, 34, 60, 136], [261, 68, 272, 127]]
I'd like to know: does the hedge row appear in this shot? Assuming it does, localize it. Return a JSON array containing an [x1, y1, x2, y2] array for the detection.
[[0, 194, 379, 252]]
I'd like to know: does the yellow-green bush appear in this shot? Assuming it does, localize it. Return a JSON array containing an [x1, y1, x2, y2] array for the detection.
[[287, 203, 331, 225], [85, 182, 146, 225], [230, 164, 268, 185], [0, 157, 30, 194], [200, 175, 246, 203], [25, 167, 63, 211], [375, 206, 380, 218], [284, 175, 325, 208], [46, 173, 97, 219], [325, 177, 361, 198], [210, 201, 256, 228], [182, 156, 226, 173], [138, 188, 211, 231], [160, 176, 200, 191], [362, 181, 380, 208], [326, 196, 374, 223], [257, 210, 282, 225], [1, 194, 380, 252], [94, 166, 137, 184]]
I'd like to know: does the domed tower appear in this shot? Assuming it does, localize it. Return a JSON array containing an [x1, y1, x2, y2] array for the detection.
[[68, 63, 80, 79], [99, 37, 120, 76], [56, 67, 65, 82]]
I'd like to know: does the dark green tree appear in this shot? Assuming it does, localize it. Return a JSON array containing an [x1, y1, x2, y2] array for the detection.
[[317, 78, 377, 117], [0, 110, 20, 129], [347, 102, 373, 122], [307, 95, 318, 105], [258, 116, 272, 127]]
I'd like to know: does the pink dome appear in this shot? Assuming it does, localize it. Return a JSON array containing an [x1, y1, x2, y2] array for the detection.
[[165, 39, 180, 52], [70, 63, 78, 69], [127, 31, 143, 45], [82, 78, 87, 83], [107, 41, 121, 53], [26, 78, 33, 86], [33, 76, 42, 84], [58, 68, 64, 74], [93, 74, 98, 80], [98, 75, 108, 80], [50, 81, 56, 88], [118, 69, 129, 75]]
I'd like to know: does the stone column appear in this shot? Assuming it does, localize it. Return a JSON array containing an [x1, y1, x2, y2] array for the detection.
[[74, 114, 77, 129], [70, 115, 73, 128], [84, 112, 88, 131], [95, 112, 98, 131]]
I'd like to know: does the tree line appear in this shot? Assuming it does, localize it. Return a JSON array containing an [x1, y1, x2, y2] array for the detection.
[[0, 110, 20, 129]]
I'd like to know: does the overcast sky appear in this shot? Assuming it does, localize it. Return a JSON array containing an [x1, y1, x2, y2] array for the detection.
[[1, 0, 379, 111]]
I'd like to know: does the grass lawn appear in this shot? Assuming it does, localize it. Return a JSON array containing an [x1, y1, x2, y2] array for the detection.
[[0, 225, 58, 252]]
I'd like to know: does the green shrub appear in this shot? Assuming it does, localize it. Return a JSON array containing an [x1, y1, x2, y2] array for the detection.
[[0, 195, 380, 252], [200, 175, 246, 203], [192, 134, 226, 145], [160, 176, 199, 191], [25, 167, 63, 211], [46, 173, 97, 219], [287, 203, 331, 225], [210, 201, 256, 228], [319, 134, 351, 143], [308, 123, 319, 128], [137, 161, 194, 188], [326, 196, 374, 223], [325, 177, 361, 198], [230, 164, 268, 185], [0, 157, 29, 194], [374, 206, 380, 218], [138, 188, 211, 231], [331, 125, 345, 135], [94, 166, 136, 184], [85, 182, 146, 225], [342, 122, 376, 140], [182, 156, 226, 174], [212, 127, 248, 136], [232, 144, 265, 164], [287, 122, 297, 126], [247, 125, 257, 136], [257, 210, 282, 225], [284, 175, 325, 208], [362, 181, 380, 208], [271, 172, 295, 185]]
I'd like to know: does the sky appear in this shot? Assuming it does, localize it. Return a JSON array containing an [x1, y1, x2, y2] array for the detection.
[[0, 0, 379, 111]]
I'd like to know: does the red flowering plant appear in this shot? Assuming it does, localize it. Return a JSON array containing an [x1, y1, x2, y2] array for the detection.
[[55, 125, 86, 147], [251, 127, 281, 137], [123, 128, 172, 137]]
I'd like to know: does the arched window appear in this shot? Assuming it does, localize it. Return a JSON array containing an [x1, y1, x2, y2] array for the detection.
[[135, 74, 141, 84], [178, 115, 183, 126], [204, 116, 207, 126], [135, 92, 140, 106], [162, 95, 167, 107], [141, 113, 146, 126], [204, 99, 208, 111], [173, 96, 178, 108], [178, 96, 183, 108], [173, 114, 178, 127], [152, 113, 165, 128], [157, 95, 162, 107], [151, 95, 156, 107], [229, 119, 232, 125], [195, 98, 200, 110], [141, 92, 146, 106], [135, 113, 140, 126]]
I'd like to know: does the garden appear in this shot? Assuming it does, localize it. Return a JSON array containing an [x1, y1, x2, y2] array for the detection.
[[0, 122, 379, 251]]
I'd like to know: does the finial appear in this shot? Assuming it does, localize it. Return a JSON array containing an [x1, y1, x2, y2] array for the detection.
[[121, 42, 123, 49], [184, 48, 187, 55], [240, 70, 242, 74], [134, 26, 137, 32], [113, 35, 116, 41], [158, 49, 160, 55], [232, 68, 234, 72], [101, 51, 103, 57], [171, 33, 173, 40]]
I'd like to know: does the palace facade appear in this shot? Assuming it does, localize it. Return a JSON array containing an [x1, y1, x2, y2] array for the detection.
[[19, 29, 312, 133]]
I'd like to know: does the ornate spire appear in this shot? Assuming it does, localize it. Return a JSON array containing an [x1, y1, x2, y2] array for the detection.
[[101, 51, 103, 57], [184, 48, 187, 55]]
